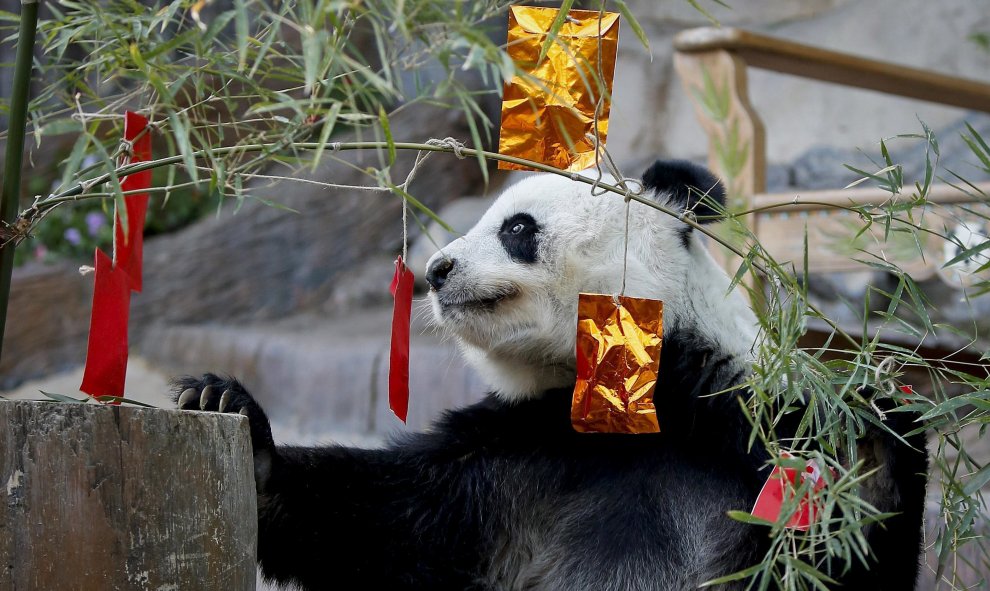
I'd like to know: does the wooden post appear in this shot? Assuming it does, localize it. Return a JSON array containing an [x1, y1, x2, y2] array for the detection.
[[673, 50, 766, 206], [674, 49, 767, 297], [0, 401, 257, 591]]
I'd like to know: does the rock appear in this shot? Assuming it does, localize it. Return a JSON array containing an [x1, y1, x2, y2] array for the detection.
[[0, 262, 91, 389], [134, 105, 488, 328]]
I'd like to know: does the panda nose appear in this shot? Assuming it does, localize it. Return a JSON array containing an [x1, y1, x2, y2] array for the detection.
[[426, 258, 455, 290]]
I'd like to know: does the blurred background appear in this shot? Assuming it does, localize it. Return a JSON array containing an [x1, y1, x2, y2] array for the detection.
[[1, 1, 988, 588]]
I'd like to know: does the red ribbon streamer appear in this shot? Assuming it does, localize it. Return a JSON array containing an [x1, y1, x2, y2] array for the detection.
[[388, 256, 415, 423], [114, 111, 152, 292], [79, 112, 151, 402], [79, 250, 132, 399]]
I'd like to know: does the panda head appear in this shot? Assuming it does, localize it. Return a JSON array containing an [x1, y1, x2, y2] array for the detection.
[[425, 159, 757, 400]]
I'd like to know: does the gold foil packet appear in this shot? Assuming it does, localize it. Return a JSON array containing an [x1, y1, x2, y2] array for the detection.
[[571, 293, 663, 434], [498, 6, 619, 172]]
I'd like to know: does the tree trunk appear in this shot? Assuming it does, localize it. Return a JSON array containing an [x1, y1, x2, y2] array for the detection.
[[0, 401, 257, 591]]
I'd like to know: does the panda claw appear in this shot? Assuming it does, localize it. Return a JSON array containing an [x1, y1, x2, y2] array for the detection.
[[199, 385, 217, 411], [218, 389, 234, 413], [178, 388, 198, 409]]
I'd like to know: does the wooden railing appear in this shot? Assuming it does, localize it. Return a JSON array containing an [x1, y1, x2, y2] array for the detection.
[[673, 27, 990, 282]]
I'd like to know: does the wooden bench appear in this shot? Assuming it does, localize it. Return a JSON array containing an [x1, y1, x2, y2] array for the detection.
[[672, 27, 990, 286]]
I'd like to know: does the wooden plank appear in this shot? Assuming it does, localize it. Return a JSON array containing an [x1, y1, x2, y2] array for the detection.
[[0, 401, 257, 591], [674, 27, 990, 113], [673, 49, 767, 205], [674, 49, 766, 287]]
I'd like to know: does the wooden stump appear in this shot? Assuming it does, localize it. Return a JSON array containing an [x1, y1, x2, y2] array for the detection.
[[0, 401, 257, 591]]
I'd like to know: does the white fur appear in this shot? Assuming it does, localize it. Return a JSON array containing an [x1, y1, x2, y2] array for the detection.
[[426, 172, 758, 399]]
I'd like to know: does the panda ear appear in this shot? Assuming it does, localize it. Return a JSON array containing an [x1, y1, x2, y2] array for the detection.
[[641, 159, 726, 225]]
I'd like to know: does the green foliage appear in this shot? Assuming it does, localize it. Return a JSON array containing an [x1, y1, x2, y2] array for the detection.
[[5, 0, 519, 260], [716, 122, 990, 590], [970, 32, 990, 53]]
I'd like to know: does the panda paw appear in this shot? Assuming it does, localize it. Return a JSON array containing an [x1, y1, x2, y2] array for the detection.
[[173, 373, 277, 491]]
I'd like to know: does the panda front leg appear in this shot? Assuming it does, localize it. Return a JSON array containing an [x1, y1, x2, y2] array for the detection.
[[174, 374, 491, 590]]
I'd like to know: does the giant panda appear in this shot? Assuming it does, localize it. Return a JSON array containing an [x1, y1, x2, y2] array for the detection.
[[175, 159, 928, 590]]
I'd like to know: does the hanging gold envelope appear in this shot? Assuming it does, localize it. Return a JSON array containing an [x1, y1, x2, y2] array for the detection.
[[498, 7, 619, 172], [571, 293, 663, 434]]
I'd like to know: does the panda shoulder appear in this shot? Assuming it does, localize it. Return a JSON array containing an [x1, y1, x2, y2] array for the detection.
[[642, 159, 726, 220]]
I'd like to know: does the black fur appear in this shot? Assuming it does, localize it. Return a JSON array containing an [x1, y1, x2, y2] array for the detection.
[[174, 332, 927, 590], [498, 212, 541, 264], [642, 159, 726, 224]]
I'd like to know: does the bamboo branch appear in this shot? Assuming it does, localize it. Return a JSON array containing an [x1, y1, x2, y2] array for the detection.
[[0, 0, 40, 366], [13, 139, 860, 347], [27, 141, 751, 260]]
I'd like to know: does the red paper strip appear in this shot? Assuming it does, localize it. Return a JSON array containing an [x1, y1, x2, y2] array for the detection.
[[751, 452, 827, 530], [114, 111, 152, 292], [79, 250, 132, 402], [388, 256, 415, 423], [898, 384, 914, 405], [80, 111, 152, 402]]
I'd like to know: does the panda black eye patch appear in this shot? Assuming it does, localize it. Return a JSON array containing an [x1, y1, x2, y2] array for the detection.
[[498, 213, 541, 263]]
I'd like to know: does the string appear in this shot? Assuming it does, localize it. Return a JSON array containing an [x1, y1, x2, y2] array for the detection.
[[394, 137, 467, 262], [621, 198, 630, 296], [401, 187, 408, 261], [868, 356, 900, 421], [588, 3, 641, 298], [874, 356, 898, 396]]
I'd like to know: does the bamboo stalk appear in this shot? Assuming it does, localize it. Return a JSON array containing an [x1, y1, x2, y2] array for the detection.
[[19, 138, 859, 347], [0, 0, 40, 365]]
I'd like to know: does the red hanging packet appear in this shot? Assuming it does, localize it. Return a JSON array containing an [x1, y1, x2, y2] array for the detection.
[[388, 256, 415, 422], [751, 452, 828, 530]]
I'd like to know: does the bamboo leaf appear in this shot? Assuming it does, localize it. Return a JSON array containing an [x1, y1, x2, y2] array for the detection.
[[919, 395, 972, 421], [962, 462, 990, 496], [614, 0, 650, 52], [379, 105, 396, 167], [40, 391, 88, 404], [725, 510, 773, 526], [942, 236, 990, 268], [310, 101, 342, 172], [234, 0, 249, 71], [700, 562, 764, 586], [538, 0, 574, 64], [387, 183, 454, 233], [301, 23, 322, 94], [95, 396, 159, 408], [168, 111, 199, 183], [684, 0, 722, 25]]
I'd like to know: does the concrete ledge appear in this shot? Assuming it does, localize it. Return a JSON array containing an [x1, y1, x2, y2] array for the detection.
[[140, 308, 489, 445]]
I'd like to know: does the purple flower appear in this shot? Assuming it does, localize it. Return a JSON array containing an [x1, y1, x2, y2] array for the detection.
[[84, 212, 106, 237], [64, 227, 83, 246]]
